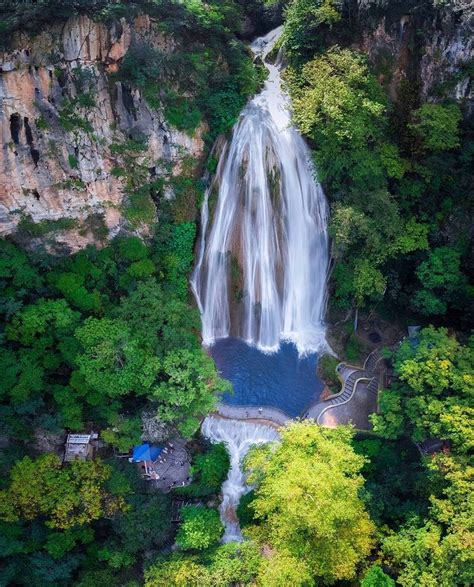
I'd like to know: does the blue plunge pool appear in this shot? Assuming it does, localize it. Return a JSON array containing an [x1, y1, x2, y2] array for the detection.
[[209, 338, 323, 418]]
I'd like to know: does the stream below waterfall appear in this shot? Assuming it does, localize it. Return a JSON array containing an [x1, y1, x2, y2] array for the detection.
[[192, 26, 330, 542], [202, 416, 280, 543]]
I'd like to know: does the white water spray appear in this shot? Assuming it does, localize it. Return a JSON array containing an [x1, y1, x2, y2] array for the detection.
[[201, 416, 280, 543], [192, 27, 330, 355]]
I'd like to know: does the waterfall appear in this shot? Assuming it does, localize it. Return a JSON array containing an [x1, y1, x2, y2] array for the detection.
[[192, 26, 330, 355], [201, 416, 280, 543]]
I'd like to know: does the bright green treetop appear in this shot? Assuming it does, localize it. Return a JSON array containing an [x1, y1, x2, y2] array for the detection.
[[244, 421, 375, 584], [0, 454, 126, 529], [371, 327, 474, 451], [175, 506, 224, 551], [409, 103, 462, 152]]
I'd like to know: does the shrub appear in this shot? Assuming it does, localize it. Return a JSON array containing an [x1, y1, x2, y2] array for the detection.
[[117, 236, 149, 262], [179, 442, 229, 497], [124, 191, 157, 227], [79, 213, 109, 241], [318, 354, 340, 391], [361, 565, 395, 587], [68, 154, 79, 169], [118, 43, 165, 88], [409, 103, 462, 152], [36, 116, 50, 130], [17, 215, 77, 237], [58, 98, 93, 133], [176, 506, 224, 551], [236, 490, 256, 528], [164, 92, 202, 136]]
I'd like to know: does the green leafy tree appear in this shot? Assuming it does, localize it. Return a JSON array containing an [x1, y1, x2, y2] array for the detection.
[[145, 555, 212, 587], [205, 541, 262, 585], [75, 568, 124, 587], [152, 349, 229, 436], [28, 551, 83, 586], [183, 442, 230, 497], [245, 421, 375, 584], [6, 298, 80, 346], [237, 490, 257, 528], [127, 258, 155, 279], [45, 527, 94, 559], [0, 346, 46, 406], [382, 454, 474, 586], [352, 437, 427, 527], [287, 48, 429, 309], [0, 454, 126, 529], [51, 384, 85, 429], [102, 415, 142, 453], [114, 278, 201, 355], [257, 550, 315, 586], [412, 247, 468, 316], [409, 103, 462, 152], [287, 48, 388, 192], [361, 565, 395, 587], [145, 541, 262, 586], [158, 222, 197, 299], [0, 240, 43, 314], [114, 279, 166, 352], [53, 272, 102, 313], [175, 506, 224, 551], [117, 236, 149, 263], [75, 317, 161, 397], [112, 493, 172, 554], [370, 327, 474, 451], [282, 0, 342, 57]]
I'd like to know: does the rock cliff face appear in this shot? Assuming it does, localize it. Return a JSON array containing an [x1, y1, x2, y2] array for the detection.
[[1, 3, 471, 250], [0, 15, 205, 248], [355, 0, 473, 108]]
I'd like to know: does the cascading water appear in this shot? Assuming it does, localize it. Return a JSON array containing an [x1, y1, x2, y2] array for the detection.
[[192, 26, 330, 355], [201, 415, 280, 543]]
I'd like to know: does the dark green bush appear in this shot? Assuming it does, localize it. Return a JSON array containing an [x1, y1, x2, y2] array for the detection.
[[236, 489, 256, 528], [177, 442, 230, 497], [17, 215, 77, 237]]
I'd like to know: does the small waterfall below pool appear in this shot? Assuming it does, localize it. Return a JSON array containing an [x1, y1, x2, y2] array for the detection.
[[192, 26, 330, 356], [201, 416, 280, 543]]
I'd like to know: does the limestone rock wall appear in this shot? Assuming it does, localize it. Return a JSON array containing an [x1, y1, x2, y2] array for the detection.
[[355, 0, 473, 108], [0, 15, 205, 247]]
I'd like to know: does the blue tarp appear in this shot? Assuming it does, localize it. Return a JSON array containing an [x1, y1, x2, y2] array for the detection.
[[132, 443, 163, 462]]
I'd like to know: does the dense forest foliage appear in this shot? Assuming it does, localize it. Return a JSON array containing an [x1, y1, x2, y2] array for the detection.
[[0, 0, 472, 586], [0, 213, 234, 583], [283, 0, 473, 329]]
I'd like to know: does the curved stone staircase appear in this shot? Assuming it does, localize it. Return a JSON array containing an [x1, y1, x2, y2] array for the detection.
[[305, 348, 384, 429]]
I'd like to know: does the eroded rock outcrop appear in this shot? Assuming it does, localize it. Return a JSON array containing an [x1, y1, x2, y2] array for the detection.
[[0, 15, 205, 248], [356, 0, 473, 107]]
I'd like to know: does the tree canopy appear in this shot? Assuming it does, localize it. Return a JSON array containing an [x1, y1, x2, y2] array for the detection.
[[0, 455, 126, 530], [244, 421, 375, 584], [370, 327, 474, 452]]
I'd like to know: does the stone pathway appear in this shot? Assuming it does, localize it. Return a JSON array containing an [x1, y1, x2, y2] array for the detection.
[[214, 403, 291, 427], [305, 349, 384, 430]]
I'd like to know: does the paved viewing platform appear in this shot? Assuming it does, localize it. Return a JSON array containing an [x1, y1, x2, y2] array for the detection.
[[213, 349, 385, 431], [305, 349, 384, 430]]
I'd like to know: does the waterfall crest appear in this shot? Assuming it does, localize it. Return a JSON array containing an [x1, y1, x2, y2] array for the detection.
[[201, 416, 279, 543], [192, 27, 330, 355]]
